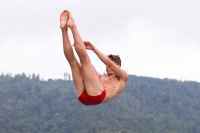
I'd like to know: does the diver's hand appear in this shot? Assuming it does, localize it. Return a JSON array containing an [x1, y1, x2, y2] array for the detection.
[[84, 41, 95, 50]]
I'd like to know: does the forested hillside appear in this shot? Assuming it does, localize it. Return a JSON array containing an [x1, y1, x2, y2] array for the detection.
[[0, 73, 200, 133]]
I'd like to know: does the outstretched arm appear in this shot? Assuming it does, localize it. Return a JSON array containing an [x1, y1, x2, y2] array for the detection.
[[84, 41, 128, 81]]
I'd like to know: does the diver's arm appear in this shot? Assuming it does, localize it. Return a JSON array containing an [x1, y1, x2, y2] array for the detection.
[[84, 41, 128, 81], [84, 41, 112, 66]]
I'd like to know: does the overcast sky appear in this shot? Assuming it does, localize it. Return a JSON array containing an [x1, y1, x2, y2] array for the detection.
[[0, 0, 200, 82]]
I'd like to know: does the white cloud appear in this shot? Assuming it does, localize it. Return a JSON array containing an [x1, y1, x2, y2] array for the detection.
[[0, 0, 200, 82]]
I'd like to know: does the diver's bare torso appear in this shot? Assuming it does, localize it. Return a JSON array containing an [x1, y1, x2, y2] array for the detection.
[[99, 74, 126, 102]]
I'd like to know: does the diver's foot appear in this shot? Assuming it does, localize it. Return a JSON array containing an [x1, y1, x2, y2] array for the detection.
[[65, 10, 76, 29], [60, 10, 68, 29]]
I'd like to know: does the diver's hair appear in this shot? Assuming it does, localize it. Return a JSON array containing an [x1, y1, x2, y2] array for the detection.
[[107, 54, 121, 66]]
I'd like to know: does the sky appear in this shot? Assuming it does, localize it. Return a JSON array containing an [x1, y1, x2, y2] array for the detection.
[[0, 0, 200, 82]]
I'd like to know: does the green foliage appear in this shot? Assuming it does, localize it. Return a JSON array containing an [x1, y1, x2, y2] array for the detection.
[[0, 73, 200, 133]]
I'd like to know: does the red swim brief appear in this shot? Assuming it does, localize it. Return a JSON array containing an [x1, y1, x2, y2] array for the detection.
[[78, 89, 106, 105]]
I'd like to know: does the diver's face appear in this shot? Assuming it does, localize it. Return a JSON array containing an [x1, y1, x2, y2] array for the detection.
[[106, 61, 120, 76]]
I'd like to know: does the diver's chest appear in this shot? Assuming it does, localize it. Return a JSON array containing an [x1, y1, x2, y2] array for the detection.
[[101, 76, 118, 83]]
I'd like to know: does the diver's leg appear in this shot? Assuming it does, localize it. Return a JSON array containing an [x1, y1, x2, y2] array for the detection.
[[60, 10, 84, 97], [66, 10, 104, 96]]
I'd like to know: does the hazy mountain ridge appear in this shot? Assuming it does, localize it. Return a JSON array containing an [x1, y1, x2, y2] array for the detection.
[[0, 73, 200, 133]]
